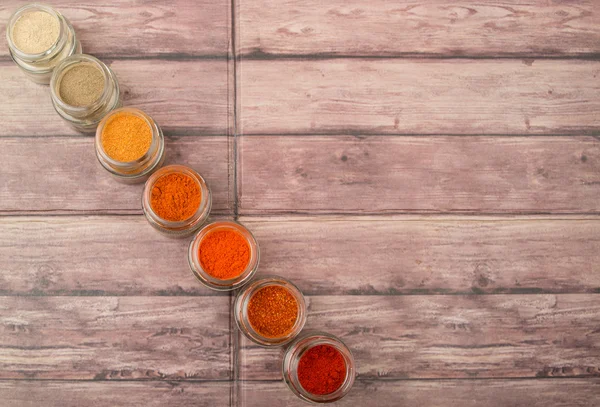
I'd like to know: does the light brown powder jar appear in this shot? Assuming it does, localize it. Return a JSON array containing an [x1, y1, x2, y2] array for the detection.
[[6, 4, 81, 84], [50, 54, 121, 132]]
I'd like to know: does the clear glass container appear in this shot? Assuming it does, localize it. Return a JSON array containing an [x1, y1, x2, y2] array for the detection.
[[95, 107, 165, 183], [283, 332, 356, 404], [142, 165, 212, 237], [188, 221, 259, 291], [234, 276, 307, 347], [6, 3, 81, 84], [50, 54, 121, 132]]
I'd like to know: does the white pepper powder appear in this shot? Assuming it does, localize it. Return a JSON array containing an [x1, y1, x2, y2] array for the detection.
[[58, 64, 106, 107], [12, 11, 60, 54]]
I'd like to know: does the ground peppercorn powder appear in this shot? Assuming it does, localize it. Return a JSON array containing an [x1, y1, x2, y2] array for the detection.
[[247, 285, 298, 338]]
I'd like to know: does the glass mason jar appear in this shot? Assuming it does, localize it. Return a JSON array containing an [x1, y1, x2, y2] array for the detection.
[[6, 3, 81, 84], [188, 221, 259, 291], [95, 107, 165, 183], [50, 54, 121, 132], [142, 165, 212, 237], [234, 276, 307, 347], [283, 332, 356, 404]]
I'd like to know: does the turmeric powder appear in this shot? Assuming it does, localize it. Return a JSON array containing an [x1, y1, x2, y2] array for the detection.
[[150, 172, 201, 221], [101, 111, 152, 162]]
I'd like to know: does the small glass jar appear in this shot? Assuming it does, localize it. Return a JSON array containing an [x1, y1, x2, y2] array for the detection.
[[234, 276, 307, 347], [50, 54, 121, 132], [142, 165, 212, 237], [6, 4, 81, 84], [188, 221, 259, 291], [283, 332, 356, 404], [95, 107, 165, 183]]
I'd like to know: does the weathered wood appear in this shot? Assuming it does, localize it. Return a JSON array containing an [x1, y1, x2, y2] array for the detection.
[[239, 60, 600, 135], [237, 295, 600, 380], [238, 0, 600, 57], [0, 136, 231, 214], [0, 60, 230, 137], [0, 216, 235, 296], [235, 379, 600, 407], [0, 0, 230, 58], [238, 136, 600, 214], [237, 216, 600, 295], [0, 297, 230, 380], [0, 381, 230, 407]]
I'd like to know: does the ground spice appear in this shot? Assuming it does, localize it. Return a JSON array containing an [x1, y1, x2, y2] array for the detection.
[[199, 229, 250, 280], [150, 173, 201, 221], [12, 11, 60, 54], [298, 344, 347, 395], [101, 112, 152, 162], [247, 285, 298, 338], [59, 63, 105, 107]]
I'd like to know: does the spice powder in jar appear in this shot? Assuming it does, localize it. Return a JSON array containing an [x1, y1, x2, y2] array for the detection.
[[101, 112, 152, 162], [297, 344, 347, 395], [59, 63, 105, 107], [247, 285, 298, 338], [150, 173, 201, 221], [199, 230, 250, 280], [12, 10, 60, 54]]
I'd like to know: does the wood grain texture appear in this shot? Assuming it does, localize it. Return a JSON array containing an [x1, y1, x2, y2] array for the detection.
[[0, 136, 230, 214], [238, 295, 600, 380], [0, 216, 232, 296], [238, 216, 600, 295], [238, 60, 600, 135], [0, 381, 230, 407], [0, 0, 229, 57], [238, 136, 600, 214], [0, 297, 230, 380], [236, 379, 600, 407], [238, 0, 600, 57], [0, 60, 229, 137]]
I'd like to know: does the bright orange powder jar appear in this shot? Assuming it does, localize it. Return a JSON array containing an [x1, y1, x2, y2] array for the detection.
[[199, 229, 250, 280]]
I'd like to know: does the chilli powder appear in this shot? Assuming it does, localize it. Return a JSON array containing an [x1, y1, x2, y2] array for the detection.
[[199, 229, 250, 280], [297, 344, 347, 395], [150, 173, 201, 221], [247, 285, 298, 338]]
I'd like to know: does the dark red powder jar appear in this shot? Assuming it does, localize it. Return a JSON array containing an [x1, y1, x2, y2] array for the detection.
[[283, 332, 356, 403]]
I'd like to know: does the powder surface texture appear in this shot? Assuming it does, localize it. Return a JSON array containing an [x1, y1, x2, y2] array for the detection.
[[150, 173, 201, 221], [199, 229, 250, 280], [101, 112, 152, 162], [248, 285, 298, 338], [297, 344, 347, 395], [12, 11, 60, 54], [59, 64, 105, 107]]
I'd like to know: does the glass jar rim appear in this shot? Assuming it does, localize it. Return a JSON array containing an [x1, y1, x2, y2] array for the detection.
[[188, 220, 260, 291], [50, 54, 114, 114], [235, 276, 307, 346], [95, 107, 160, 168], [143, 165, 210, 227], [6, 3, 66, 61]]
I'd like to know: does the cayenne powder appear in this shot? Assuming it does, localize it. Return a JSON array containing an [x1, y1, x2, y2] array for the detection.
[[150, 173, 201, 221], [247, 285, 298, 338], [297, 344, 347, 395], [199, 229, 250, 280]]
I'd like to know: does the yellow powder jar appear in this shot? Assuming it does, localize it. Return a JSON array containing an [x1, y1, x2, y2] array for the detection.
[[6, 4, 81, 84], [95, 107, 165, 184]]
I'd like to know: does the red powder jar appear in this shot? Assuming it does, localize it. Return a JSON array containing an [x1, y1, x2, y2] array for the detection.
[[234, 276, 307, 347], [283, 332, 356, 403], [142, 165, 212, 238], [188, 221, 260, 291]]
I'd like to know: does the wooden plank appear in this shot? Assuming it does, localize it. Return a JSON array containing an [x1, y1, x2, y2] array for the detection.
[[238, 216, 600, 295], [237, 295, 600, 380], [0, 381, 230, 407], [238, 136, 600, 214], [0, 216, 233, 296], [0, 297, 230, 380], [0, 0, 229, 58], [238, 60, 600, 135], [0, 60, 229, 137], [0, 136, 231, 215], [238, 0, 600, 57], [236, 379, 600, 407]]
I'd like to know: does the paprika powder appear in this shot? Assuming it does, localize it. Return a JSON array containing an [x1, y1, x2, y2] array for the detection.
[[150, 172, 201, 221], [297, 344, 347, 395], [199, 228, 250, 280]]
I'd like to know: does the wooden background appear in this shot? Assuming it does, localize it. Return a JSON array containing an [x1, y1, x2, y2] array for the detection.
[[1, 0, 599, 405]]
